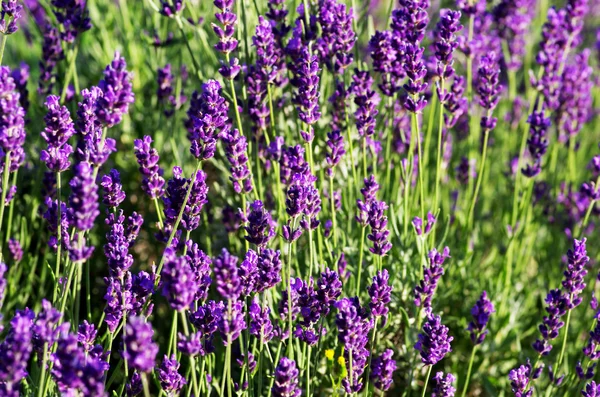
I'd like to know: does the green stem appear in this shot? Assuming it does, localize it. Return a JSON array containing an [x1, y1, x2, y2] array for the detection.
[[37, 343, 49, 397], [141, 373, 152, 397], [180, 311, 200, 396], [433, 77, 446, 213], [0, 151, 12, 255], [60, 47, 79, 103], [0, 33, 7, 65], [461, 345, 478, 397], [413, 112, 425, 221], [4, 169, 17, 244], [355, 227, 366, 296], [466, 127, 491, 232], [421, 366, 433, 397]]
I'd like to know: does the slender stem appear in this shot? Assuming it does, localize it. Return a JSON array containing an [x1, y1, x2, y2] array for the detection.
[[413, 112, 425, 221], [363, 317, 379, 394], [60, 47, 79, 104], [53, 173, 62, 303], [461, 345, 478, 397], [141, 373, 152, 397], [329, 175, 337, 246], [4, 169, 17, 244], [466, 14, 474, 100], [153, 197, 164, 229], [37, 343, 49, 397], [557, 307, 573, 371], [0, 151, 12, 254], [286, 219, 296, 360], [0, 33, 7, 65], [355, 227, 366, 296], [180, 311, 200, 396], [434, 78, 446, 212], [421, 366, 433, 397], [466, 128, 491, 232]]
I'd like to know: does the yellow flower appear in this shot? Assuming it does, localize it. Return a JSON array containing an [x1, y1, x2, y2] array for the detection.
[[325, 349, 335, 361], [337, 355, 346, 367]]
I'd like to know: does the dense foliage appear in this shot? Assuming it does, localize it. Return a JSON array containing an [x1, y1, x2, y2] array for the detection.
[[0, 0, 598, 396]]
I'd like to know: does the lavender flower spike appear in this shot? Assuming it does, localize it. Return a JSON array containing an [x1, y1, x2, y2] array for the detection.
[[369, 270, 392, 322], [272, 357, 301, 397], [468, 291, 495, 344], [96, 52, 135, 127], [432, 372, 457, 397], [123, 316, 158, 373], [133, 135, 165, 200], [415, 313, 453, 366], [370, 349, 396, 391]]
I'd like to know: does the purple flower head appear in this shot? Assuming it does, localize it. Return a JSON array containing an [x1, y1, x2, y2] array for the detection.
[[272, 357, 301, 397], [222, 128, 252, 194], [521, 111, 551, 178], [75, 86, 102, 137], [244, 200, 275, 247], [508, 362, 534, 397], [0, 0, 22, 35], [562, 238, 589, 308], [50, 0, 91, 42], [212, 0, 238, 55], [432, 372, 456, 397], [403, 43, 428, 113], [7, 238, 21, 262], [249, 297, 274, 343], [68, 161, 99, 232], [160, 0, 183, 17], [127, 372, 142, 396], [367, 200, 392, 256], [185, 240, 212, 301], [252, 15, 279, 85], [533, 288, 568, 355], [314, 268, 343, 317], [434, 10, 462, 80], [101, 169, 126, 208], [325, 130, 345, 176], [356, 175, 379, 226], [41, 95, 75, 172], [96, 52, 135, 127], [218, 299, 246, 343], [133, 135, 165, 199], [371, 349, 396, 391], [240, 249, 258, 296], [414, 247, 450, 308], [123, 316, 158, 373], [468, 291, 495, 344], [477, 53, 501, 130], [32, 299, 62, 355], [583, 381, 600, 397], [413, 212, 436, 236], [369, 270, 392, 322], [456, 156, 476, 185], [186, 80, 229, 161], [0, 309, 34, 397], [256, 248, 282, 292], [77, 321, 97, 353], [415, 313, 453, 366], [163, 166, 208, 232], [178, 331, 205, 357], [38, 25, 64, 96], [369, 31, 399, 96], [10, 63, 29, 114], [158, 355, 186, 395], [214, 248, 241, 300], [292, 47, 321, 142], [161, 248, 198, 311]]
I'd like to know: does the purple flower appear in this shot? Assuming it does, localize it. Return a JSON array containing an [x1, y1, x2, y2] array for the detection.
[[468, 291, 495, 344], [50, 0, 91, 42], [240, 249, 258, 296], [521, 111, 551, 178], [492, 0, 534, 71], [186, 80, 229, 161], [189, 300, 224, 353], [0, 0, 23, 35], [370, 349, 396, 391], [368, 31, 400, 96], [249, 297, 274, 343], [162, 166, 208, 232], [77, 321, 98, 353], [244, 200, 275, 247], [272, 357, 301, 397], [38, 25, 64, 96], [508, 363, 534, 397], [96, 52, 135, 127], [533, 288, 568, 355], [291, 47, 321, 142], [583, 381, 600, 397], [252, 15, 279, 85], [9, 62, 29, 113], [403, 44, 428, 113], [432, 372, 456, 397], [414, 247, 450, 308], [41, 95, 75, 173], [413, 212, 436, 236], [68, 161, 99, 232], [415, 313, 453, 366], [583, 322, 600, 363], [256, 248, 282, 292], [213, 0, 240, 79], [369, 270, 392, 322], [434, 10, 462, 80], [123, 316, 158, 373], [32, 299, 61, 355], [456, 156, 476, 185], [185, 240, 212, 301], [7, 238, 21, 262], [325, 130, 345, 177], [222, 128, 252, 194], [214, 248, 241, 300], [476, 53, 501, 130], [367, 200, 392, 256], [101, 169, 126, 208], [356, 175, 379, 226], [127, 372, 143, 396], [0, 310, 33, 397], [218, 299, 246, 343], [133, 135, 165, 199], [158, 354, 186, 395], [160, 0, 183, 17], [316, 268, 343, 316], [161, 248, 198, 311]]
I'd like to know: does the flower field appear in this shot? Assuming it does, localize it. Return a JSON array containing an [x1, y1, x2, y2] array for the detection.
[[0, 0, 598, 396]]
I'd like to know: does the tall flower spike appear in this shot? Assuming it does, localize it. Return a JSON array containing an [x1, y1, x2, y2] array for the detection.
[[367, 200, 392, 256], [476, 52, 501, 131], [521, 111, 551, 178], [96, 52, 135, 127], [432, 372, 457, 397], [292, 47, 321, 142], [508, 362, 534, 397], [468, 291, 495, 344], [415, 247, 450, 309], [186, 79, 229, 161], [214, 248, 241, 300], [68, 162, 99, 262], [272, 357, 301, 397], [101, 169, 126, 209], [41, 95, 75, 173], [583, 381, 600, 397], [325, 130, 345, 177], [50, 0, 91, 42], [221, 128, 252, 194], [244, 200, 275, 247], [133, 135, 165, 199], [434, 10, 462, 83], [157, 354, 186, 395], [415, 313, 453, 366], [161, 248, 198, 311], [213, 0, 241, 79], [369, 270, 392, 322], [0, 309, 34, 397], [123, 316, 158, 373], [370, 349, 396, 391]]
